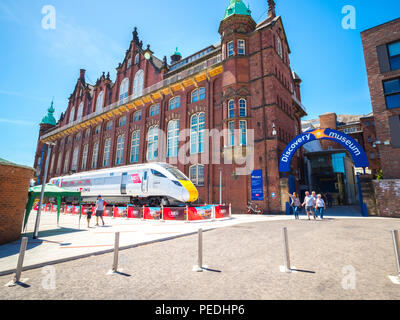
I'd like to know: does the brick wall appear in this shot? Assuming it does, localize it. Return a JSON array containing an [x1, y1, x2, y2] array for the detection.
[[361, 18, 400, 178], [0, 163, 34, 245], [373, 179, 400, 217]]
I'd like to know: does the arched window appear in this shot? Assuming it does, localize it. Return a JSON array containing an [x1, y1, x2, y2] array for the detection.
[[95, 124, 101, 135], [133, 70, 144, 98], [106, 121, 113, 131], [63, 150, 70, 173], [119, 77, 129, 101], [130, 131, 140, 163], [119, 116, 127, 127], [56, 152, 62, 174], [277, 37, 283, 58], [190, 112, 205, 154], [91, 142, 99, 169], [167, 120, 180, 158], [133, 110, 142, 122], [85, 128, 91, 138], [103, 138, 111, 167], [189, 164, 204, 186], [147, 125, 158, 161], [149, 104, 160, 117], [134, 53, 140, 65], [81, 144, 88, 170], [191, 87, 205, 103], [169, 96, 181, 110], [239, 99, 247, 117], [69, 107, 75, 123], [96, 91, 104, 112], [77, 102, 84, 120], [239, 120, 247, 146], [228, 121, 235, 147], [115, 135, 125, 165], [228, 100, 235, 118], [71, 147, 79, 171]]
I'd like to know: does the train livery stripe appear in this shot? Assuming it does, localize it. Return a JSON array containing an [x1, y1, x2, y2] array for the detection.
[[179, 180, 199, 202]]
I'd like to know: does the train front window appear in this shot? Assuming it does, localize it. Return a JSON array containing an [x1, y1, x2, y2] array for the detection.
[[165, 166, 188, 181], [151, 169, 167, 178]]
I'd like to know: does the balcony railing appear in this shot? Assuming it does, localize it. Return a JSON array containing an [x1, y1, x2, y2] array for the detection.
[[41, 54, 222, 140]]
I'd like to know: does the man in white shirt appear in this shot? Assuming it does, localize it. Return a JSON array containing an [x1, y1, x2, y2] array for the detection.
[[94, 195, 106, 226], [302, 191, 315, 220], [311, 191, 318, 218]]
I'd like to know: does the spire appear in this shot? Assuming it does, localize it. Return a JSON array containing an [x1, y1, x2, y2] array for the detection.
[[132, 27, 139, 44], [267, 0, 276, 19], [41, 100, 57, 126]]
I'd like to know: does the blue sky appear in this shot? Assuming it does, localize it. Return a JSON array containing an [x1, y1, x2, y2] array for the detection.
[[0, 0, 399, 167]]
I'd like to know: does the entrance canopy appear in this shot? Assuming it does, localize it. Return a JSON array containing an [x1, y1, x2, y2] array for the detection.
[[24, 184, 82, 230], [279, 128, 370, 173]]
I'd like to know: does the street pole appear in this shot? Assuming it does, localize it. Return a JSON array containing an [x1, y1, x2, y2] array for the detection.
[[33, 143, 53, 239], [219, 168, 222, 205]]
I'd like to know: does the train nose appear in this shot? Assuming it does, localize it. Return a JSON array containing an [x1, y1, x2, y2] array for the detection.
[[179, 180, 199, 202]]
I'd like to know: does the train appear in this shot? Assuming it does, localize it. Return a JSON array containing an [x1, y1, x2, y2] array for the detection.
[[49, 162, 199, 206]]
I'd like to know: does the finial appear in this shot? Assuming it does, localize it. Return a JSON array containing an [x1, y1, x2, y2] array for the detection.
[[267, 0, 276, 18], [132, 26, 139, 43]]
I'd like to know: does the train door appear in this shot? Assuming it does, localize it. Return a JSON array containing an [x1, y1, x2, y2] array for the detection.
[[141, 170, 149, 193], [121, 172, 128, 195]]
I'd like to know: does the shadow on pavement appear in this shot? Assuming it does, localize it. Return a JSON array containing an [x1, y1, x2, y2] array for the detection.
[[0, 227, 84, 259]]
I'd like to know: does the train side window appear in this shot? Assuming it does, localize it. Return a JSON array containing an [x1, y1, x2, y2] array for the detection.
[[151, 169, 166, 178]]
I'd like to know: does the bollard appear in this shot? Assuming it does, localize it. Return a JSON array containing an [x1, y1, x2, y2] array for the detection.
[[392, 230, 400, 275], [194, 228, 203, 272], [283, 227, 291, 273], [5, 237, 28, 287], [107, 232, 120, 275], [142, 205, 145, 221], [186, 205, 189, 222], [229, 203, 232, 217], [211, 206, 215, 221]]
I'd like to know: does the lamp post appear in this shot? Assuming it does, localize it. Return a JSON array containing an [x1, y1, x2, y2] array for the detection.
[[33, 142, 55, 239], [219, 168, 222, 205]]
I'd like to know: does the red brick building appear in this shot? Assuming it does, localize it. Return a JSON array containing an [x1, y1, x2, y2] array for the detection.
[[35, 0, 306, 213], [302, 112, 381, 175], [361, 18, 400, 179]]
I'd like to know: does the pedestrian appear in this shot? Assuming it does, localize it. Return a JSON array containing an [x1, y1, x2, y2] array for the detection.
[[94, 195, 106, 226], [311, 191, 318, 219], [86, 206, 92, 228], [302, 191, 315, 220], [316, 194, 326, 219], [288, 192, 301, 220]]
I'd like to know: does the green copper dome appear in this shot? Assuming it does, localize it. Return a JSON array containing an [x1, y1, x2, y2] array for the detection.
[[223, 0, 252, 20], [173, 47, 182, 57], [41, 101, 57, 126]]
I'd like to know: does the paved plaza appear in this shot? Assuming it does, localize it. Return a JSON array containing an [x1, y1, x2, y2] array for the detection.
[[1, 207, 400, 300]]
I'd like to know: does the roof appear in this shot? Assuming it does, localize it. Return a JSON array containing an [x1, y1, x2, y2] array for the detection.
[[223, 0, 252, 20], [0, 157, 34, 171], [29, 183, 81, 197]]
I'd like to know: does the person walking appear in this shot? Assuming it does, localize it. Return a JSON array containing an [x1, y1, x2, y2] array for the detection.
[[288, 192, 301, 220], [94, 195, 106, 226], [311, 191, 318, 219], [316, 194, 326, 219], [86, 206, 92, 228], [302, 191, 315, 220]]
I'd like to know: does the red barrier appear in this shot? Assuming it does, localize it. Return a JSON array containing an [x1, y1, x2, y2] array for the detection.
[[127, 207, 142, 219], [113, 207, 127, 218], [143, 207, 162, 220], [163, 207, 186, 221], [188, 206, 213, 221], [215, 205, 230, 218]]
